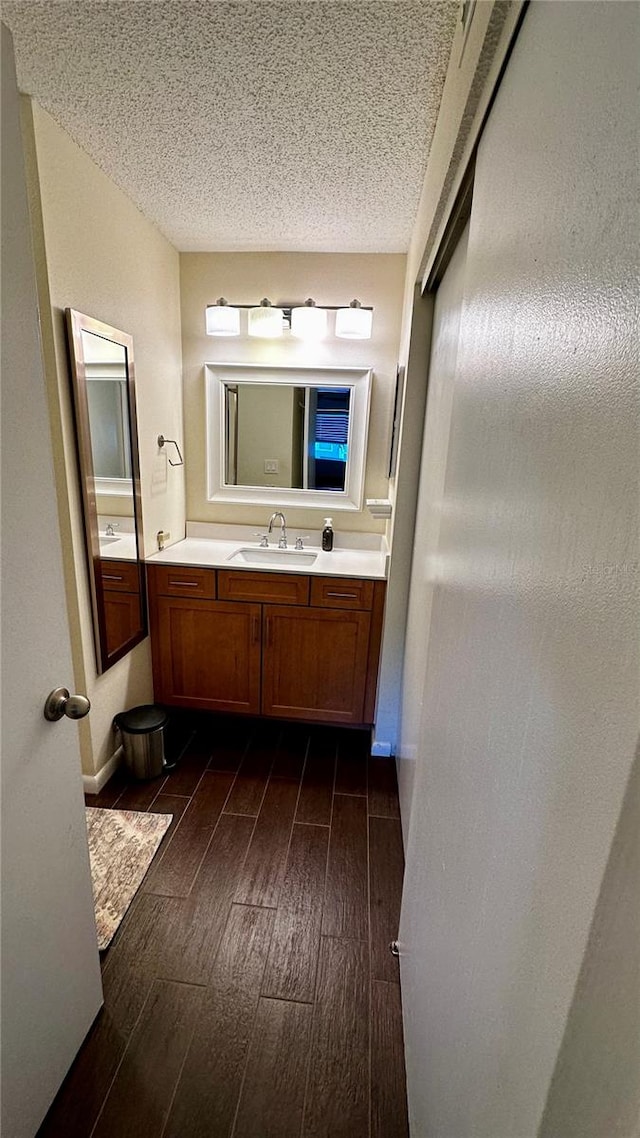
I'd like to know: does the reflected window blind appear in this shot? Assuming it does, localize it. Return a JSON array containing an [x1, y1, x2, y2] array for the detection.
[[315, 409, 349, 444]]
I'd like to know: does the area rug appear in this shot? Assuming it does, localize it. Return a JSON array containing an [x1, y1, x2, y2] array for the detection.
[[85, 807, 172, 950]]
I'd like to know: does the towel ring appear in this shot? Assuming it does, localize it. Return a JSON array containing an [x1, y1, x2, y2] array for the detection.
[[157, 435, 184, 466]]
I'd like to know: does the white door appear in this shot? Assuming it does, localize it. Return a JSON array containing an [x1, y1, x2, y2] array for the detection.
[[1, 24, 103, 1138]]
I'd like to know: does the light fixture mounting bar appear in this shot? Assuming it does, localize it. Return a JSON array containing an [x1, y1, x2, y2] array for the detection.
[[205, 302, 373, 313]]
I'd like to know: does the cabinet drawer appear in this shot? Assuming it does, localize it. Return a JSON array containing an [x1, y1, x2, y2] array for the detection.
[[218, 570, 309, 606], [98, 558, 140, 593], [310, 576, 374, 610], [148, 563, 216, 599]]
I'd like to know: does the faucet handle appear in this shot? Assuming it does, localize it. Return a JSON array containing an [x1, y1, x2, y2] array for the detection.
[[253, 532, 269, 548], [295, 536, 310, 550]]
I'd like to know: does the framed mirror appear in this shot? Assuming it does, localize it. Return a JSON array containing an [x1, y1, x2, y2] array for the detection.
[[205, 363, 372, 510], [66, 309, 147, 673]]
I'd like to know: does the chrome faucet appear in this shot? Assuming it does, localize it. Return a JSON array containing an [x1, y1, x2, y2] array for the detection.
[[105, 522, 119, 536], [268, 511, 287, 549]]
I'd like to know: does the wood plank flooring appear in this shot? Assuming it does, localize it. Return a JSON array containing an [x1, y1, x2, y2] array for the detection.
[[39, 714, 408, 1138]]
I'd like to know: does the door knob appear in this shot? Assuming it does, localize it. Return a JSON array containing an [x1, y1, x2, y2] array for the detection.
[[44, 687, 91, 722]]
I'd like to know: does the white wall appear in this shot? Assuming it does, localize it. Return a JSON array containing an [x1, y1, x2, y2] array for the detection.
[[396, 223, 468, 840], [407, 0, 524, 294], [378, 0, 525, 757], [373, 286, 433, 756], [398, 3, 639, 1135], [22, 102, 185, 777], [539, 746, 640, 1138]]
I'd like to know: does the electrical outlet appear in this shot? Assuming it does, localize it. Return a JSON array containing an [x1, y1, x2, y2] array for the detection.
[[264, 459, 279, 474]]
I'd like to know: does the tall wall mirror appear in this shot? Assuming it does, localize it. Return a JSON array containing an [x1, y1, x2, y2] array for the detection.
[[205, 363, 372, 510], [66, 309, 147, 673]]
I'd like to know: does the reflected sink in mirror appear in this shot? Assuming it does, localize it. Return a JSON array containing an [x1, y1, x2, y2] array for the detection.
[[227, 547, 318, 568], [99, 533, 121, 546]]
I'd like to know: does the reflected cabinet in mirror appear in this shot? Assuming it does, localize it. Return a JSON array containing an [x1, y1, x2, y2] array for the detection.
[[205, 364, 372, 510], [66, 309, 147, 673]]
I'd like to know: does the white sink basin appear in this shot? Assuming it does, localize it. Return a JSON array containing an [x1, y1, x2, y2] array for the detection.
[[99, 534, 120, 546], [227, 546, 318, 568]]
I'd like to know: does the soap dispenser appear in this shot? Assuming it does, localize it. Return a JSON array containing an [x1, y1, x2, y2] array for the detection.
[[322, 518, 334, 552]]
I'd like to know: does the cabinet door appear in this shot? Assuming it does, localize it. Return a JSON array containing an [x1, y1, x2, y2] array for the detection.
[[103, 590, 144, 657], [262, 605, 371, 724], [153, 596, 261, 714]]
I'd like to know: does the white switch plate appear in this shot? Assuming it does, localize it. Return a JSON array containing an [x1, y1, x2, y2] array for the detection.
[[264, 459, 279, 473]]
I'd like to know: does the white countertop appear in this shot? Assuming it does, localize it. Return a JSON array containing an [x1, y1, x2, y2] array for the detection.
[[145, 524, 388, 580], [99, 533, 137, 560]]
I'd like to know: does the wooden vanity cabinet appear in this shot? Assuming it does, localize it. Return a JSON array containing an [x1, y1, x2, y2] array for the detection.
[[147, 564, 385, 726]]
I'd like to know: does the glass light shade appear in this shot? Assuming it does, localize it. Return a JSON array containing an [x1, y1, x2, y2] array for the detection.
[[248, 302, 284, 338], [291, 302, 327, 340], [335, 301, 373, 340], [205, 301, 240, 336]]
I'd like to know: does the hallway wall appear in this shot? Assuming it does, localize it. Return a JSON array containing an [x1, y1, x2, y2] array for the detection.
[[398, 2, 639, 1134], [22, 102, 185, 777]]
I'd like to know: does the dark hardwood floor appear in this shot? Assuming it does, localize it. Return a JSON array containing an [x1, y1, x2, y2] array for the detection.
[[38, 714, 408, 1138]]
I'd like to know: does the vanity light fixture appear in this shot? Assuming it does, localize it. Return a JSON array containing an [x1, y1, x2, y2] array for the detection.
[[335, 299, 373, 340], [248, 298, 284, 338], [291, 298, 328, 340], [205, 297, 373, 339], [205, 298, 240, 336]]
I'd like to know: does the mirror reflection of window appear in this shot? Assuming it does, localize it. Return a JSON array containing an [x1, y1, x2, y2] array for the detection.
[[81, 330, 132, 484], [223, 383, 351, 492], [306, 387, 350, 492], [86, 379, 132, 479]]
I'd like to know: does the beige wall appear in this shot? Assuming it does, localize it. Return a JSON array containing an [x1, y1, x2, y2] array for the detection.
[[95, 493, 134, 518], [235, 385, 297, 489], [180, 252, 405, 534], [22, 101, 185, 778]]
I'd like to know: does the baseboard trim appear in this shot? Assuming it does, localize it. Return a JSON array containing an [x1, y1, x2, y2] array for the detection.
[[371, 739, 393, 758], [83, 746, 122, 796]]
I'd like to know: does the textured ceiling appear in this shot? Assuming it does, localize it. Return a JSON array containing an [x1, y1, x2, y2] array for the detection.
[[4, 1, 457, 253]]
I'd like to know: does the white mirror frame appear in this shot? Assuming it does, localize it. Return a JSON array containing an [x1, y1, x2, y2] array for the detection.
[[205, 362, 372, 510]]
